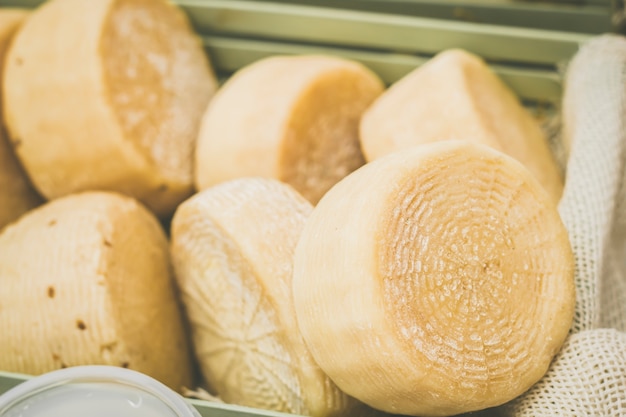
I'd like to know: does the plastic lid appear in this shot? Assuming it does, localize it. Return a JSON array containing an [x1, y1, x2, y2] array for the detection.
[[0, 366, 201, 417]]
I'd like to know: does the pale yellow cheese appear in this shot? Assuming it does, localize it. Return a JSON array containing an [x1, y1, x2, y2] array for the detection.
[[0, 191, 193, 392], [0, 9, 42, 231], [194, 55, 384, 205], [3, 0, 218, 218], [171, 178, 365, 417], [360, 49, 564, 204], [293, 141, 575, 416]]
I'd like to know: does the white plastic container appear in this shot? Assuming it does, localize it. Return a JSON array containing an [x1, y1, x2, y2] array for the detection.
[[0, 366, 201, 417]]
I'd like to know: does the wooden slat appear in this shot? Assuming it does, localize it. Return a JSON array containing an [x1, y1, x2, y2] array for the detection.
[[203, 35, 563, 104], [179, 0, 591, 66], [242, 0, 612, 34], [0, 0, 594, 66]]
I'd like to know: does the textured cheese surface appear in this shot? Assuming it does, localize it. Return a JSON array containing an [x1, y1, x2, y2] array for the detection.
[[194, 55, 384, 205], [3, 0, 217, 218], [0, 9, 42, 231], [0, 191, 193, 391], [360, 49, 564, 204], [171, 178, 360, 417], [293, 141, 575, 416]]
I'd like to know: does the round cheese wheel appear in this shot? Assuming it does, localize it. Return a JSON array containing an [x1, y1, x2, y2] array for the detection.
[[0, 191, 193, 391], [293, 140, 575, 416], [0, 9, 42, 231], [194, 55, 384, 205], [360, 49, 564, 205], [3, 0, 218, 218], [171, 178, 362, 416]]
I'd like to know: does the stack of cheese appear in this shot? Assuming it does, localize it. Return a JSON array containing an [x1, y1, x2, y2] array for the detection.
[[0, 0, 576, 416], [0, 0, 217, 392]]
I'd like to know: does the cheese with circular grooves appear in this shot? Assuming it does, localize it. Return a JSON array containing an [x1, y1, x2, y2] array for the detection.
[[293, 140, 575, 416]]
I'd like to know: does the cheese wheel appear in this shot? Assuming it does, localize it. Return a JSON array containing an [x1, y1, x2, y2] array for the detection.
[[0, 9, 42, 231], [170, 178, 361, 416], [360, 49, 563, 204], [194, 55, 384, 205], [293, 141, 575, 416], [0, 191, 193, 392], [3, 0, 218, 218]]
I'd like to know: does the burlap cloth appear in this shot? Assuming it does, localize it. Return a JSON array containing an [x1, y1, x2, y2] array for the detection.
[[499, 33, 626, 416]]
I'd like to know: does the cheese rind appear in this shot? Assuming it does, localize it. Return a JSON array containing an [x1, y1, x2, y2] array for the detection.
[[194, 55, 384, 205], [171, 178, 360, 417], [0, 9, 42, 231], [293, 140, 575, 416], [360, 49, 563, 204], [0, 191, 193, 391], [3, 0, 218, 218]]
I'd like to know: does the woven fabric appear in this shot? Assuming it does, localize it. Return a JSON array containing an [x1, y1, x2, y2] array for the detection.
[[503, 329, 626, 415], [501, 34, 626, 416], [559, 33, 626, 332]]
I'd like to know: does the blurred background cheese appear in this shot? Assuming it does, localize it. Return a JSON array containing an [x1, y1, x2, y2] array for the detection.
[[194, 55, 384, 205], [2, 0, 218, 219], [0, 9, 42, 231], [360, 49, 564, 205]]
